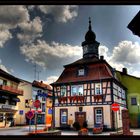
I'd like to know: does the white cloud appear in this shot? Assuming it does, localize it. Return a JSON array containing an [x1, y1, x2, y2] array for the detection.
[[38, 5, 78, 23], [0, 6, 30, 47], [44, 76, 59, 84], [20, 40, 82, 69], [111, 41, 140, 64], [99, 41, 140, 77], [0, 30, 12, 48], [17, 17, 43, 43], [0, 6, 29, 30]]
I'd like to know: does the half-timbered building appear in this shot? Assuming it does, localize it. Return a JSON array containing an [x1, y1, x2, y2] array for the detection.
[[52, 18, 127, 130]]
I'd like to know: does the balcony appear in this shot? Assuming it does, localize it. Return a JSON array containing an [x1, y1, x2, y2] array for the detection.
[[0, 85, 23, 96]]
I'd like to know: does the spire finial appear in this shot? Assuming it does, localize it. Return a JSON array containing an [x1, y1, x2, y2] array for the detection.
[[89, 17, 91, 30]]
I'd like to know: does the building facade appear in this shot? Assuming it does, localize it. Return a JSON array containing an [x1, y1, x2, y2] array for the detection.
[[0, 69, 23, 127], [52, 19, 127, 130], [116, 69, 140, 128], [16, 80, 52, 127]]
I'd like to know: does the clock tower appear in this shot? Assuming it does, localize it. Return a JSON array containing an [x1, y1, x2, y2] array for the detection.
[[82, 18, 100, 58]]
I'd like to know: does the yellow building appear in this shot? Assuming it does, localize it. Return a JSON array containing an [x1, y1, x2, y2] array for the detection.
[[0, 69, 23, 127]]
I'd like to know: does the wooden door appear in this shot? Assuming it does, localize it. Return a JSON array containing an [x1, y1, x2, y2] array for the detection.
[[75, 112, 86, 128]]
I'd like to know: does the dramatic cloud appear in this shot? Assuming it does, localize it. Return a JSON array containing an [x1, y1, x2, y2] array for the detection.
[[0, 6, 30, 47], [0, 6, 29, 30], [38, 5, 78, 23], [99, 41, 140, 77], [17, 17, 42, 43], [111, 41, 140, 64], [0, 30, 12, 48], [20, 40, 82, 69]]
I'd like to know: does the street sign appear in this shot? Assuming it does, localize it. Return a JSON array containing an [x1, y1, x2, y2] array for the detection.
[[19, 110, 24, 115], [26, 111, 34, 119], [33, 99, 41, 108], [112, 103, 120, 112]]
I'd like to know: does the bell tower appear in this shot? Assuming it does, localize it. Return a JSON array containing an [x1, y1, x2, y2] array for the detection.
[[82, 17, 100, 58]]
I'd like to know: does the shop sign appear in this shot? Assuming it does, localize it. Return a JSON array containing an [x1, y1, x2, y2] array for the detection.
[[37, 91, 48, 97], [48, 109, 52, 114], [2, 105, 12, 109]]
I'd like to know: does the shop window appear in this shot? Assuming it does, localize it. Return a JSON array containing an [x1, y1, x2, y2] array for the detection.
[[71, 85, 83, 96], [131, 97, 137, 105], [61, 86, 66, 96], [95, 108, 103, 124], [95, 83, 102, 95], [60, 109, 68, 125]]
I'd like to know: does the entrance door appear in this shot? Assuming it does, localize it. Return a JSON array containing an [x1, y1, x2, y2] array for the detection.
[[75, 112, 86, 128]]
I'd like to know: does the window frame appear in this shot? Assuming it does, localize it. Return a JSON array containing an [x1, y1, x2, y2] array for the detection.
[[131, 97, 137, 105], [95, 83, 102, 95], [60, 109, 68, 125], [71, 85, 83, 96], [94, 107, 103, 124]]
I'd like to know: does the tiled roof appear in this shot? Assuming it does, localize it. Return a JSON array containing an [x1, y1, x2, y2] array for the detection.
[[53, 59, 113, 84], [32, 80, 52, 91]]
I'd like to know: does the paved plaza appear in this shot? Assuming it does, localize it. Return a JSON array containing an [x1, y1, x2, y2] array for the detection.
[[0, 125, 140, 136]]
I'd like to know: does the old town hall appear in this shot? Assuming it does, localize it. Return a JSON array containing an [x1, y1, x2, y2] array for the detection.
[[52, 18, 127, 130]]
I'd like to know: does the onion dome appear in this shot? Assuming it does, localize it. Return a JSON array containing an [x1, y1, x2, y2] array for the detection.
[[85, 17, 96, 42]]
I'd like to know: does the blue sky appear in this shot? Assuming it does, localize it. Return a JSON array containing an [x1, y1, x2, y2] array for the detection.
[[0, 5, 140, 84]]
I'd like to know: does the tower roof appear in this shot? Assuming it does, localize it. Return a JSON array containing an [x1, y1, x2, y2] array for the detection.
[[85, 17, 96, 42]]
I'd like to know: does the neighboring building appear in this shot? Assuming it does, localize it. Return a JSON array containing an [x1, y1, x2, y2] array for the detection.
[[15, 80, 32, 125], [52, 19, 127, 130], [16, 80, 53, 126], [116, 68, 140, 128], [0, 69, 23, 127], [32, 81, 52, 126]]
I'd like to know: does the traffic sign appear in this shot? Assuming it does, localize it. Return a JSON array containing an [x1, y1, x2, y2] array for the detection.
[[33, 100, 41, 108], [26, 111, 34, 119], [112, 103, 120, 112], [19, 110, 24, 115]]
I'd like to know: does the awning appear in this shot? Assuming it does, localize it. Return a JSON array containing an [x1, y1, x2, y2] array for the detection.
[[12, 97, 20, 102]]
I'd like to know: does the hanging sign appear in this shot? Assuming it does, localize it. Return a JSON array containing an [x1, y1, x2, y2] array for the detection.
[[26, 111, 34, 119]]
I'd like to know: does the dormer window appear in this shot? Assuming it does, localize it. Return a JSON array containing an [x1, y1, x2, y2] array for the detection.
[[78, 69, 85, 76]]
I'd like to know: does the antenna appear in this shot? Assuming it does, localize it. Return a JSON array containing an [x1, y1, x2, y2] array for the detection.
[[34, 64, 37, 80], [37, 70, 41, 81]]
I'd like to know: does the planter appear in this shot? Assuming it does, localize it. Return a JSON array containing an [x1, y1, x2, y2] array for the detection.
[[28, 130, 61, 136]]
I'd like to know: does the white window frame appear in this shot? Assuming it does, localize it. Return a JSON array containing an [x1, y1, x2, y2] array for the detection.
[[60, 110, 67, 124], [95, 83, 102, 95], [61, 86, 66, 96], [78, 69, 85, 76], [71, 85, 83, 96], [95, 108, 103, 124]]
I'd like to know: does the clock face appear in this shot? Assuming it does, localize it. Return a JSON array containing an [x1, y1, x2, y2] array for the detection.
[[83, 45, 88, 53]]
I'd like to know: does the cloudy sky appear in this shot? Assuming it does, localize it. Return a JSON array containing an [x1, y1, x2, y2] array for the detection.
[[0, 5, 140, 84]]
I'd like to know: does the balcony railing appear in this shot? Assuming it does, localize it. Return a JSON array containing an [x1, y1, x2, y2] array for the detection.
[[0, 85, 23, 96]]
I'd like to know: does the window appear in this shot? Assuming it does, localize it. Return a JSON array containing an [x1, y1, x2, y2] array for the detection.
[[71, 85, 83, 96], [78, 69, 84, 76], [95, 83, 102, 95], [25, 99, 29, 108], [95, 108, 103, 124], [42, 103, 45, 112], [3, 80, 7, 85], [60, 109, 68, 125], [61, 86, 66, 96], [131, 97, 137, 105]]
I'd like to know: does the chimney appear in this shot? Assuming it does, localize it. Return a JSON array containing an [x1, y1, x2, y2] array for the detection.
[[100, 55, 104, 60], [122, 68, 127, 75]]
